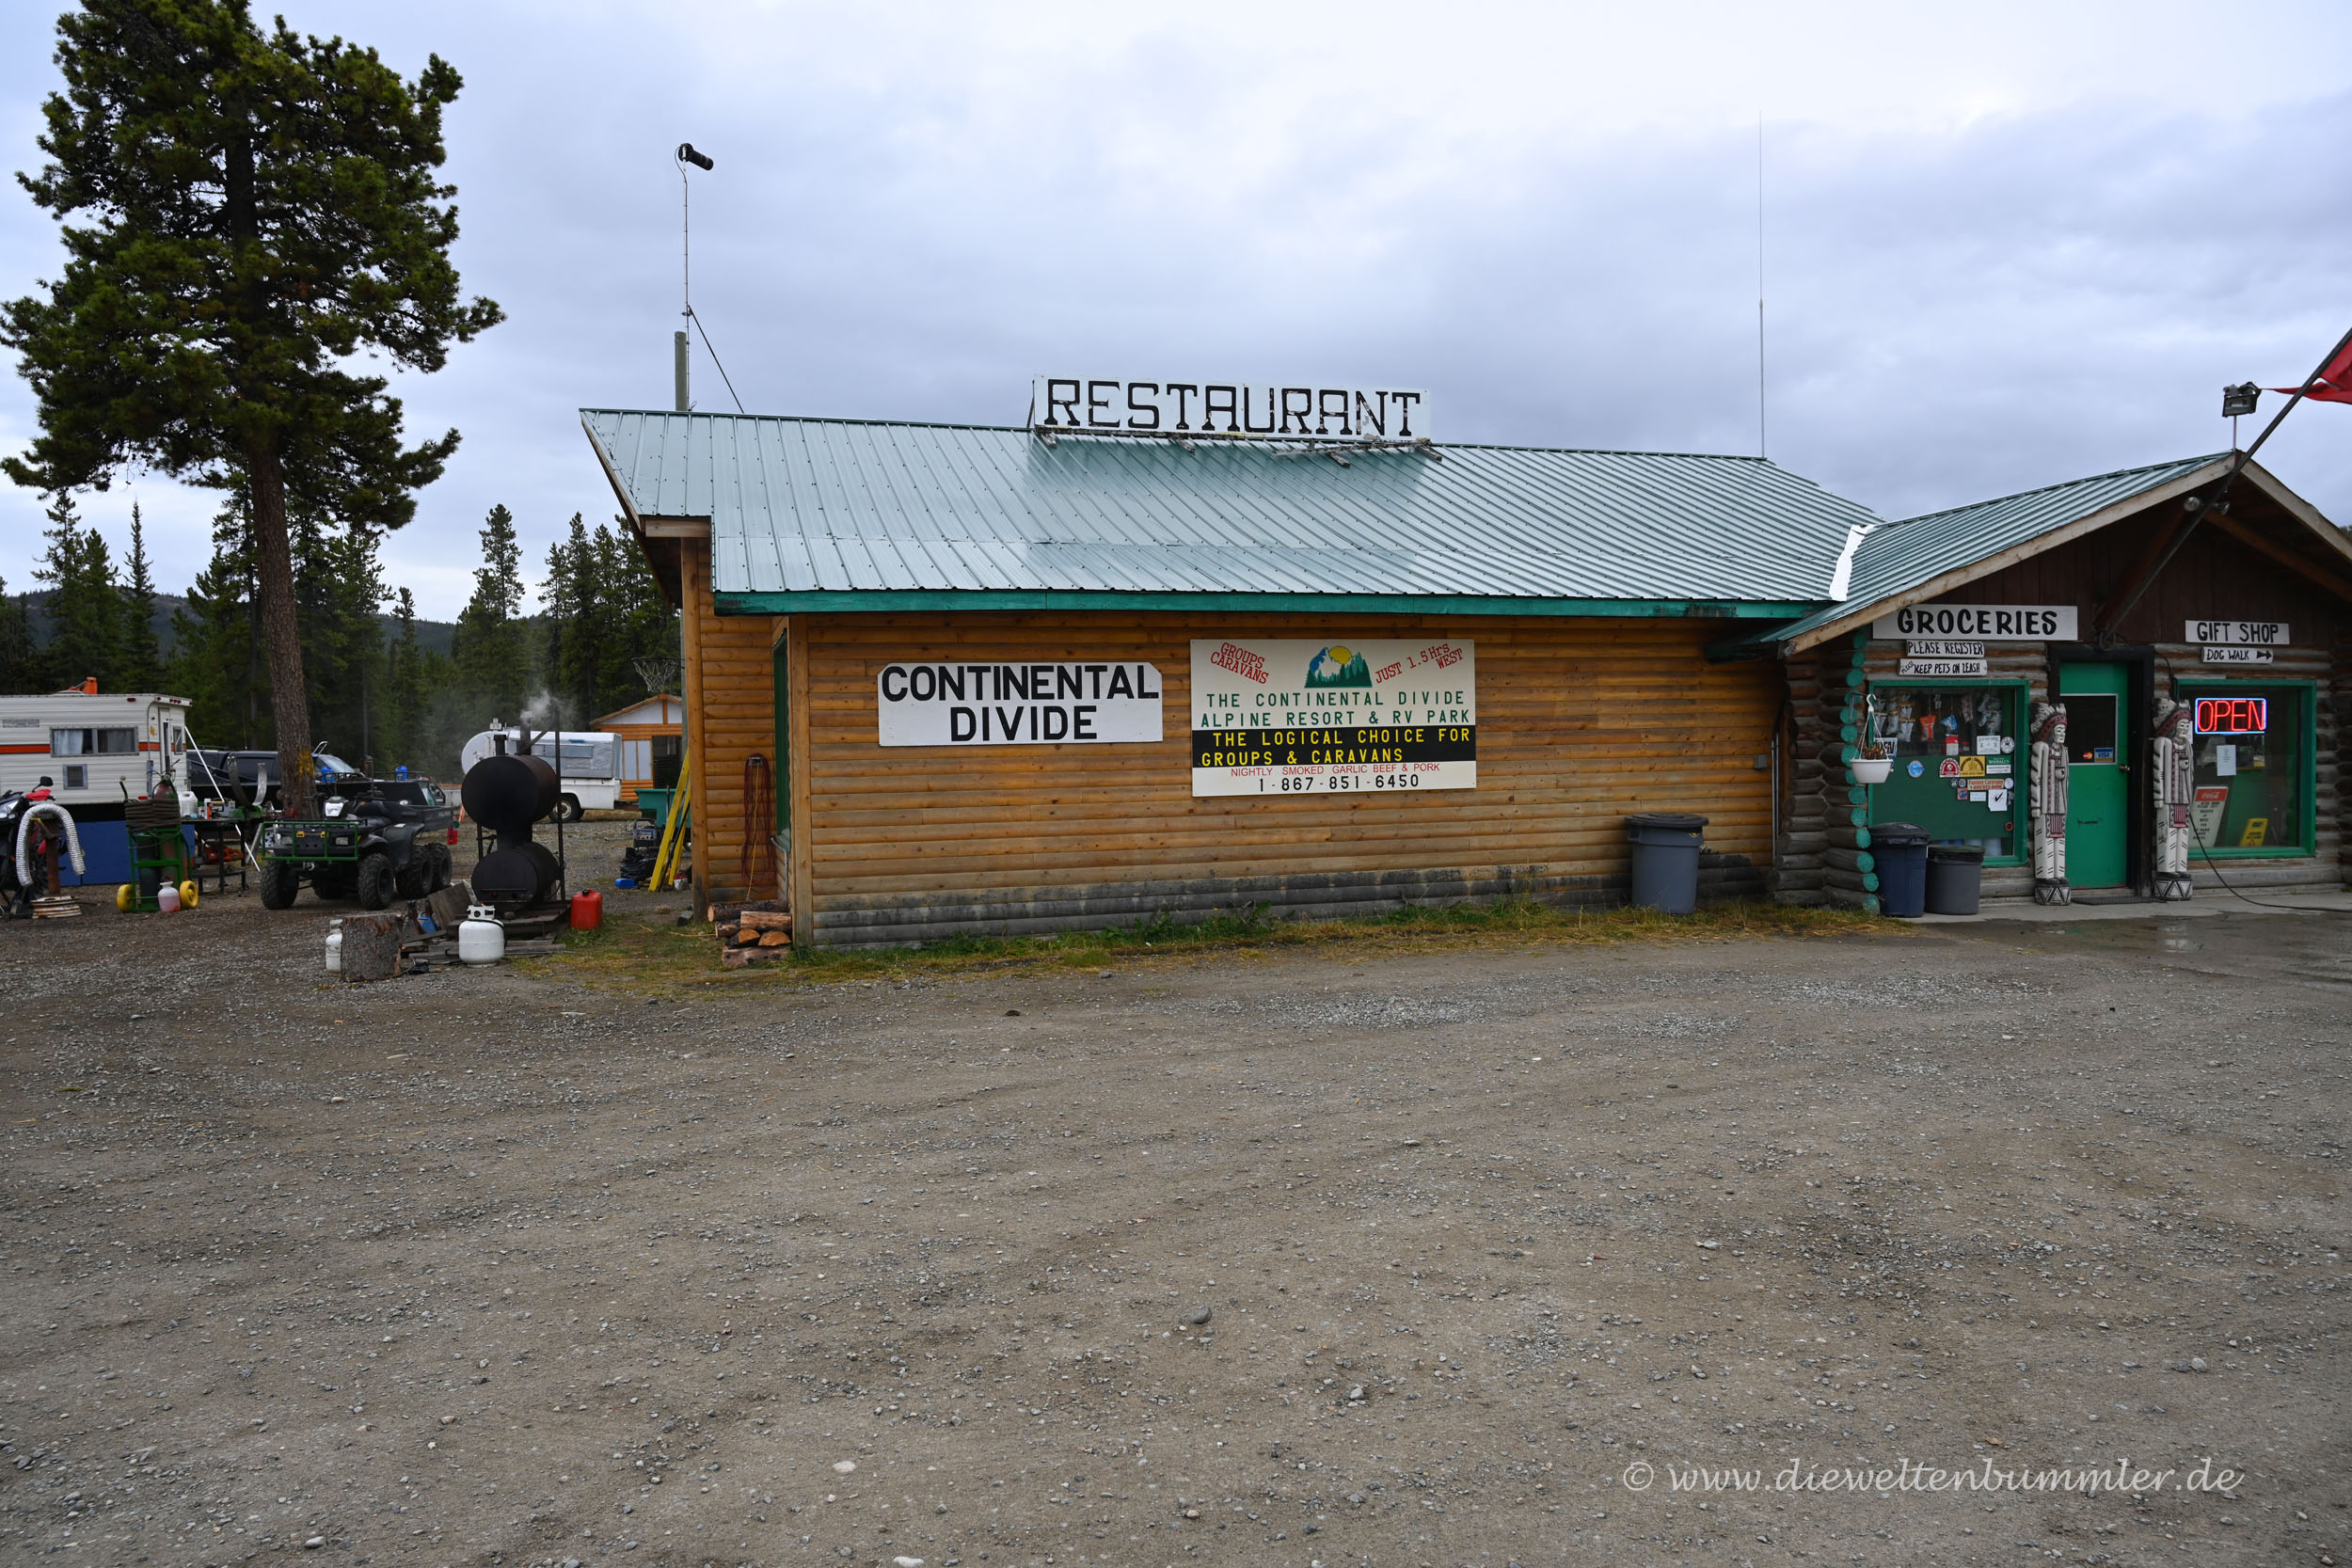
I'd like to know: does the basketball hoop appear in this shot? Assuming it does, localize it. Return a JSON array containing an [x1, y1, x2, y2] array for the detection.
[[632, 656, 681, 695]]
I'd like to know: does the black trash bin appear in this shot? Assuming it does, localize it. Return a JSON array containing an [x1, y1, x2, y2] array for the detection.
[[1870, 821, 1931, 918], [1926, 844, 1986, 915], [1626, 812, 1708, 914]]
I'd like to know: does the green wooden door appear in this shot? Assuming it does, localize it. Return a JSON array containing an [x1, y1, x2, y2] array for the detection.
[[2058, 662, 2129, 888]]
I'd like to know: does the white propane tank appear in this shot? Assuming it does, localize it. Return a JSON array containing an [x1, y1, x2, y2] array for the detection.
[[458, 904, 505, 966], [325, 918, 344, 974]]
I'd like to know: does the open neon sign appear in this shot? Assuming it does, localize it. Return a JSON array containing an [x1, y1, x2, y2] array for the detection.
[[2195, 697, 2267, 735]]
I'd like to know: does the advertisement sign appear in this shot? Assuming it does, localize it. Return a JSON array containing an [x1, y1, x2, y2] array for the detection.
[[1871, 604, 2077, 641], [2186, 620, 2289, 646], [2191, 785, 2230, 846], [875, 661, 1164, 746], [1033, 377, 1429, 440], [1190, 638, 1474, 796]]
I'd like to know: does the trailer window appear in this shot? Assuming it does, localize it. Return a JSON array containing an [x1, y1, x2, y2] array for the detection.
[[52, 726, 137, 755]]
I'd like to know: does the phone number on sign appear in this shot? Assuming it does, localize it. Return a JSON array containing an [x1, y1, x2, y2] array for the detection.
[[1232, 766, 1438, 793]]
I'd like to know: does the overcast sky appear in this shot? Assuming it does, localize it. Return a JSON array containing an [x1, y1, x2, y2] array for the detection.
[[3, 0, 2348, 620]]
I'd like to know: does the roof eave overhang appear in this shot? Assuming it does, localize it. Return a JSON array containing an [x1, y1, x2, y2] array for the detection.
[[713, 589, 1822, 619], [1779, 455, 2244, 655]]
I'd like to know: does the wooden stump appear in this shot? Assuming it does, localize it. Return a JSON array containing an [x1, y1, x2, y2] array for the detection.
[[341, 912, 405, 983]]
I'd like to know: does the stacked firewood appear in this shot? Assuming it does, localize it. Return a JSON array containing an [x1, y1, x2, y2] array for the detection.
[[717, 904, 792, 968]]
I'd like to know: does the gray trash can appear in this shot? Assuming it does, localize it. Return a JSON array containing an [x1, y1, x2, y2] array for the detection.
[[1626, 812, 1708, 914], [1926, 845, 1986, 915]]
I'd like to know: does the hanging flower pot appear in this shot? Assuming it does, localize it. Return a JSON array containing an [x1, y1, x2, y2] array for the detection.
[[1851, 751, 1894, 785]]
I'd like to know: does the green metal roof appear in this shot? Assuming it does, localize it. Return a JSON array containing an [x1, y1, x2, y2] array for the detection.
[[581, 409, 1879, 616], [1763, 453, 2230, 647]]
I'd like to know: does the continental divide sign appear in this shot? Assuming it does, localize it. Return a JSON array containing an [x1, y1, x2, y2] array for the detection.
[[875, 661, 1165, 746]]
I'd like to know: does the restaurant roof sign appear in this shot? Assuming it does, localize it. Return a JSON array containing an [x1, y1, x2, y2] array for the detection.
[[1031, 376, 1429, 443]]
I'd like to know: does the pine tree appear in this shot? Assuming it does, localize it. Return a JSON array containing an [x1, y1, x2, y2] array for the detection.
[[452, 503, 527, 722], [290, 511, 387, 765], [3, 0, 501, 813], [603, 519, 680, 707], [168, 503, 262, 747], [0, 582, 39, 694], [541, 512, 601, 723], [32, 492, 121, 690], [117, 500, 163, 690], [383, 586, 430, 771]]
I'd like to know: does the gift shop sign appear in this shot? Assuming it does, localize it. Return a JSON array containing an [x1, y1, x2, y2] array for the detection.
[[1190, 638, 1475, 796], [1873, 604, 2077, 641], [876, 661, 1164, 746], [2187, 620, 2289, 646]]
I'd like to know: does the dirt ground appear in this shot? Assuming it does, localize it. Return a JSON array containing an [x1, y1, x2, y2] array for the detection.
[[3, 840, 2347, 1568]]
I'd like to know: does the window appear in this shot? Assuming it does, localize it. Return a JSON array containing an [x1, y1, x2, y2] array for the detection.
[[51, 726, 137, 756], [2180, 681, 2312, 856], [63, 764, 87, 789], [1862, 682, 2027, 862], [2064, 694, 2118, 765]]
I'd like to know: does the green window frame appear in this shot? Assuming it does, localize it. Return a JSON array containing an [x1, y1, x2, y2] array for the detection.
[[1861, 678, 2031, 866], [2174, 678, 2315, 859]]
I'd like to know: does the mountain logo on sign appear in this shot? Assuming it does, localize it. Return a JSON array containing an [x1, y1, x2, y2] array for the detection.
[[1304, 645, 1373, 689]]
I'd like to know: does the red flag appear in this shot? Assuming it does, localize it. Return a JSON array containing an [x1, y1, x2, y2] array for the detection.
[[2271, 330, 2352, 403]]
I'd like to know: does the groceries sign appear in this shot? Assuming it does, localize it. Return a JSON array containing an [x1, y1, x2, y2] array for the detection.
[[1033, 377, 1429, 440], [1872, 604, 2077, 641]]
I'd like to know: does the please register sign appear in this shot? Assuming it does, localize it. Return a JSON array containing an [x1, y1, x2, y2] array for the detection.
[[1190, 638, 1476, 796]]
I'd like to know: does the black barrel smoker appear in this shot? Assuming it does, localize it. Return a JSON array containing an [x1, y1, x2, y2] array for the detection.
[[461, 734, 567, 911]]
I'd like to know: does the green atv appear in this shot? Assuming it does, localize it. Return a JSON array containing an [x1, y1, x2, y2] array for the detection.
[[257, 780, 456, 911]]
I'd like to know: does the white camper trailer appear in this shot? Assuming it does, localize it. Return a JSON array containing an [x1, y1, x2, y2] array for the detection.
[[458, 728, 624, 819], [0, 687, 193, 811], [0, 687, 195, 886]]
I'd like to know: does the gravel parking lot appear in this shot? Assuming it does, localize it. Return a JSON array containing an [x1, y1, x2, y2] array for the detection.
[[2, 868, 2346, 1568]]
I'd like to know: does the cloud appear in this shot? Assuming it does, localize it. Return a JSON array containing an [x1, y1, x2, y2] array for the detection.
[[2, 0, 2347, 614]]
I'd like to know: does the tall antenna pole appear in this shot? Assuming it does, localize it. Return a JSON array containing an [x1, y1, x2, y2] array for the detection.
[[675, 150, 692, 412], [671, 143, 741, 415], [675, 144, 714, 412], [1756, 112, 1767, 461]]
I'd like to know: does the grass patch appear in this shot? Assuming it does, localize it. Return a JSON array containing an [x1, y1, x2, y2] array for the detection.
[[527, 896, 1894, 997]]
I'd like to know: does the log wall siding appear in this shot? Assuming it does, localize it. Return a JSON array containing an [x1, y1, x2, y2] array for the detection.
[[784, 611, 1779, 946], [1778, 606, 2352, 907], [678, 538, 784, 911]]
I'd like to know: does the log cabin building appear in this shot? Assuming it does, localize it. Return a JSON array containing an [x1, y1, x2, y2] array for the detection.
[[581, 406, 2352, 939]]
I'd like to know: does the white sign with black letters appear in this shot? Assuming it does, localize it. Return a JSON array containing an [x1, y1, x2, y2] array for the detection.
[[1033, 376, 1430, 440], [2187, 620, 2289, 646], [1905, 640, 1984, 658], [1899, 657, 1989, 676], [2201, 646, 2275, 665], [875, 661, 1164, 746], [1873, 604, 2077, 641]]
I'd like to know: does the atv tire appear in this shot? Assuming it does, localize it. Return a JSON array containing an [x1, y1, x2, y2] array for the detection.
[[356, 851, 399, 911], [258, 860, 301, 910], [425, 842, 453, 893]]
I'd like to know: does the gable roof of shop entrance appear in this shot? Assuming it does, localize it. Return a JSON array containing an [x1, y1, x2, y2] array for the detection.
[[581, 409, 1878, 617], [1761, 451, 2352, 653]]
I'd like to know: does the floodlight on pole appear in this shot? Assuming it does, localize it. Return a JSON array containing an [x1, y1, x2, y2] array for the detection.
[[2220, 381, 2260, 449]]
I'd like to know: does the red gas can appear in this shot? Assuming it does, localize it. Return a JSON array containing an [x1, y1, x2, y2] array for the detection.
[[569, 889, 604, 931]]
